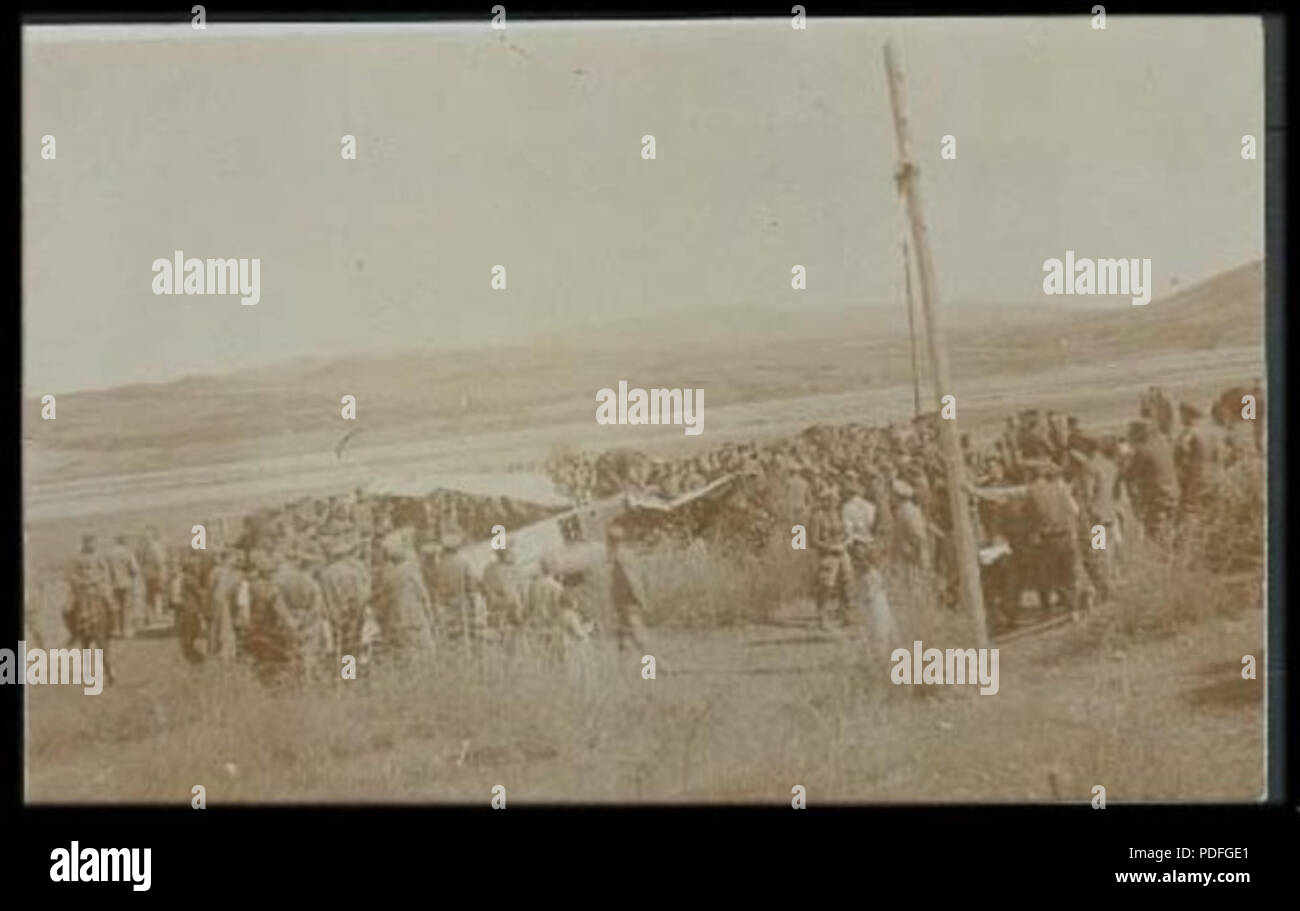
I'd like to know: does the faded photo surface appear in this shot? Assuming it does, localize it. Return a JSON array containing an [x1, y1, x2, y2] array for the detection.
[[23, 17, 1265, 803]]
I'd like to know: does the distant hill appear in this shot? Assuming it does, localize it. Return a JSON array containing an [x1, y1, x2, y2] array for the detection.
[[952, 260, 1263, 376], [25, 259, 1263, 480]]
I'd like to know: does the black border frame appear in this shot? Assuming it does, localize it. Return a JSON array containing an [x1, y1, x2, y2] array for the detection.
[[5, 1, 1294, 895]]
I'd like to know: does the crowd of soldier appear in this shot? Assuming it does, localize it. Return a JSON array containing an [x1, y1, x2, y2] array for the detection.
[[58, 383, 1261, 686], [550, 382, 1262, 632]]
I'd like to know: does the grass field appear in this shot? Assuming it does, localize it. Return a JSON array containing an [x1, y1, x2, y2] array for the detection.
[[26, 531, 1264, 804]]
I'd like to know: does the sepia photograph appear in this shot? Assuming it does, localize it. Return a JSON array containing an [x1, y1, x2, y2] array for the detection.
[[21, 13, 1268, 817]]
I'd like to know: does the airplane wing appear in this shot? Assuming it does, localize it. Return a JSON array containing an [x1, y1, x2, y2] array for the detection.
[[456, 473, 738, 577]]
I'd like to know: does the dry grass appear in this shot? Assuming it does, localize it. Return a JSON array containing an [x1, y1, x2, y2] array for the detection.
[[26, 451, 1266, 804]]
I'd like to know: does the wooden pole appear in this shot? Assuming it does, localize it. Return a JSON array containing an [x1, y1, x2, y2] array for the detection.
[[883, 39, 989, 647], [902, 237, 922, 419]]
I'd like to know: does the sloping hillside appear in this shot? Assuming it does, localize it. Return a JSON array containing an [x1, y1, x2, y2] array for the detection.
[[958, 260, 1263, 375], [24, 260, 1263, 481]]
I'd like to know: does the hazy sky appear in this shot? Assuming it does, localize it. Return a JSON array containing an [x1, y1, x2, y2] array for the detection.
[[24, 17, 1264, 393]]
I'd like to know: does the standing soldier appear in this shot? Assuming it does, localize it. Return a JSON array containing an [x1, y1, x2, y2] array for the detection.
[[1002, 415, 1021, 467], [263, 549, 330, 684], [175, 546, 215, 663], [430, 529, 481, 656], [415, 526, 441, 606], [840, 474, 877, 549], [1017, 410, 1053, 461], [525, 555, 594, 680], [893, 479, 934, 575], [809, 484, 851, 631], [206, 545, 245, 663], [1065, 416, 1087, 453], [1045, 411, 1068, 457], [481, 547, 524, 640], [1074, 438, 1120, 603], [846, 524, 899, 650], [607, 524, 652, 656], [1174, 401, 1224, 524], [244, 550, 285, 682], [317, 532, 372, 666], [372, 531, 436, 664], [103, 534, 141, 638], [64, 535, 115, 686], [1122, 419, 1181, 543], [524, 555, 565, 657], [781, 462, 812, 524], [967, 460, 1091, 616], [139, 525, 169, 627]]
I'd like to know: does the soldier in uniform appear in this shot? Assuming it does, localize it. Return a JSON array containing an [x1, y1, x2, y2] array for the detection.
[[317, 532, 372, 666], [481, 547, 524, 638], [175, 545, 215, 662], [244, 550, 283, 681], [892, 479, 934, 576], [1017, 410, 1053, 461], [269, 548, 330, 683], [206, 545, 246, 663], [607, 524, 651, 655], [524, 555, 565, 657], [1001, 415, 1021, 466], [1074, 437, 1120, 603], [139, 525, 170, 626], [967, 460, 1092, 616], [1045, 411, 1068, 457], [809, 484, 851, 631], [524, 555, 594, 678], [64, 535, 115, 685], [1064, 416, 1083, 453], [372, 531, 437, 664], [846, 520, 898, 649], [1122, 419, 1181, 542], [1174, 401, 1224, 524], [840, 473, 877, 548], [430, 529, 482, 654], [103, 533, 141, 638]]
